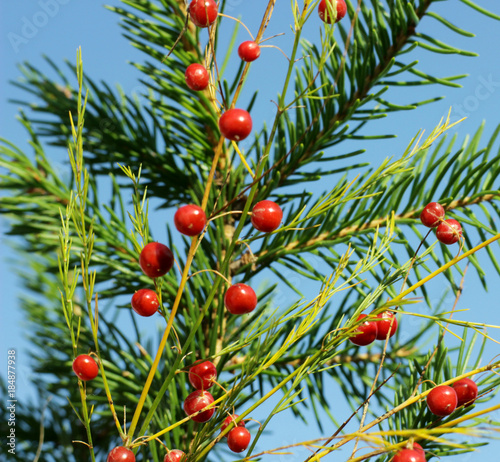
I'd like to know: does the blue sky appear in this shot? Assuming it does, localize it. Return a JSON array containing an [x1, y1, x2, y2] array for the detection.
[[2, 1, 500, 461]]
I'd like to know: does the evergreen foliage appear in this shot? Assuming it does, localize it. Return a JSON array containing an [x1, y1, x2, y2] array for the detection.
[[2, 1, 500, 461]]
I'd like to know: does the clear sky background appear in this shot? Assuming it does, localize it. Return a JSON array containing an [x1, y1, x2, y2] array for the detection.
[[2, 1, 500, 461]]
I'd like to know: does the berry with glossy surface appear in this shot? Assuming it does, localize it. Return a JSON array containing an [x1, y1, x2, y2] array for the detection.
[[375, 311, 398, 340], [221, 414, 245, 436], [227, 427, 251, 453], [219, 109, 253, 142], [420, 202, 445, 228], [393, 448, 425, 462], [164, 450, 186, 462], [452, 378, 478, 407], [318, 0, 347, 24], [131, 289, 159, 317], [251, 200, 283, 233], [189, 360, 217, 390], [107, 447, 135, 462], [72, 354, 99, 381], [411, 442, 425, 458], [183, 390, 215, 423], [349, 314, 378, 346], [224, 283, 257, 315], [174, 204, 207, 236], [189, 0, 218, 28], [139, 242, 174, 278], [238, 41, 261, 62], [426, 385, 458, 416], [436, 219, 462, 245], [185, 64, 209, 91]]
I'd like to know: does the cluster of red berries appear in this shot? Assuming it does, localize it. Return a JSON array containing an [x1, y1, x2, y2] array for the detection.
[[104, 4, 347, 460], [185, 0, 348, 143], [427, 379, 478, 416], [221, 414, 251, 453], [389, 379, 479, 462], [184, 360, 217, 423], [183, 360, 252, 453], [420, 202, 462, 245], [106, 444, 187, 462], [348, 311, 398, 346], [390, 379, 479, 461], [184, 1, 258, 143]]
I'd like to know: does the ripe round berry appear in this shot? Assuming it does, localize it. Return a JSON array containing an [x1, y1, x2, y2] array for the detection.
[[238, 41, 261, 62], [131, 289, 159, 317], [219, 108, 253, 142], [227, 427, 251, 453], [107, 446, 135, 462], [420, 202, 445, 228], [174, 204, 207, 236], [251, 200, 283, 233], [436, 219, 462, 245], [139, 242, 174, 278], [411, 442, 425, 458], [318, 0, 347, 24], [185, 64, 209, 91], [393, 448, 425, 462], [221, 414, 245, 436], [224, 283, 257, 315], [189, 0, 218, 28], [164, 449, 186, 462], [183, 390, 215, 423], [349, 314, 378, 346], [189, 360, 217, 390], [72, 354, 99, 381], [426, 385, 458, 416], [375, 311, 398, 340], [452, 378, 478, 407]]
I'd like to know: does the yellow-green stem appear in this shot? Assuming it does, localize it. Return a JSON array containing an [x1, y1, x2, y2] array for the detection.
[[127, 138, 224, 439], [393, 233, 500, 303]]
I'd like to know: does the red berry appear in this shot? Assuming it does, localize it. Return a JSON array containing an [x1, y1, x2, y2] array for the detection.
[[219, 108, 253, 142], [221, 414, 245, 436], [139, 242, 174, 278], [174, 204, 207, 236], [318, 0, 347, 24], [189, 360, 217, 390], [436, 219, 462, 245], [183, 390, 215, 423], [227, 427, 251, 453], [349, 314, 378, 346], [185, 64, 209, 91], [251, 200, 283, 233], [131, 289, 160, 317], [107, 447, 135, 462], [164, 450, 186, 462], [411, 442, 425, 458], [426, 385, 458, 416], [72, 354, 99, 381], [393, 448, 425, 462], [238, 41, 261, 62], [224, 283, 257, 315], [420, 202, 445, 228], [452, 378, 478, 407], [375, 311, 398, 340], [189, 0, 218, 28]]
